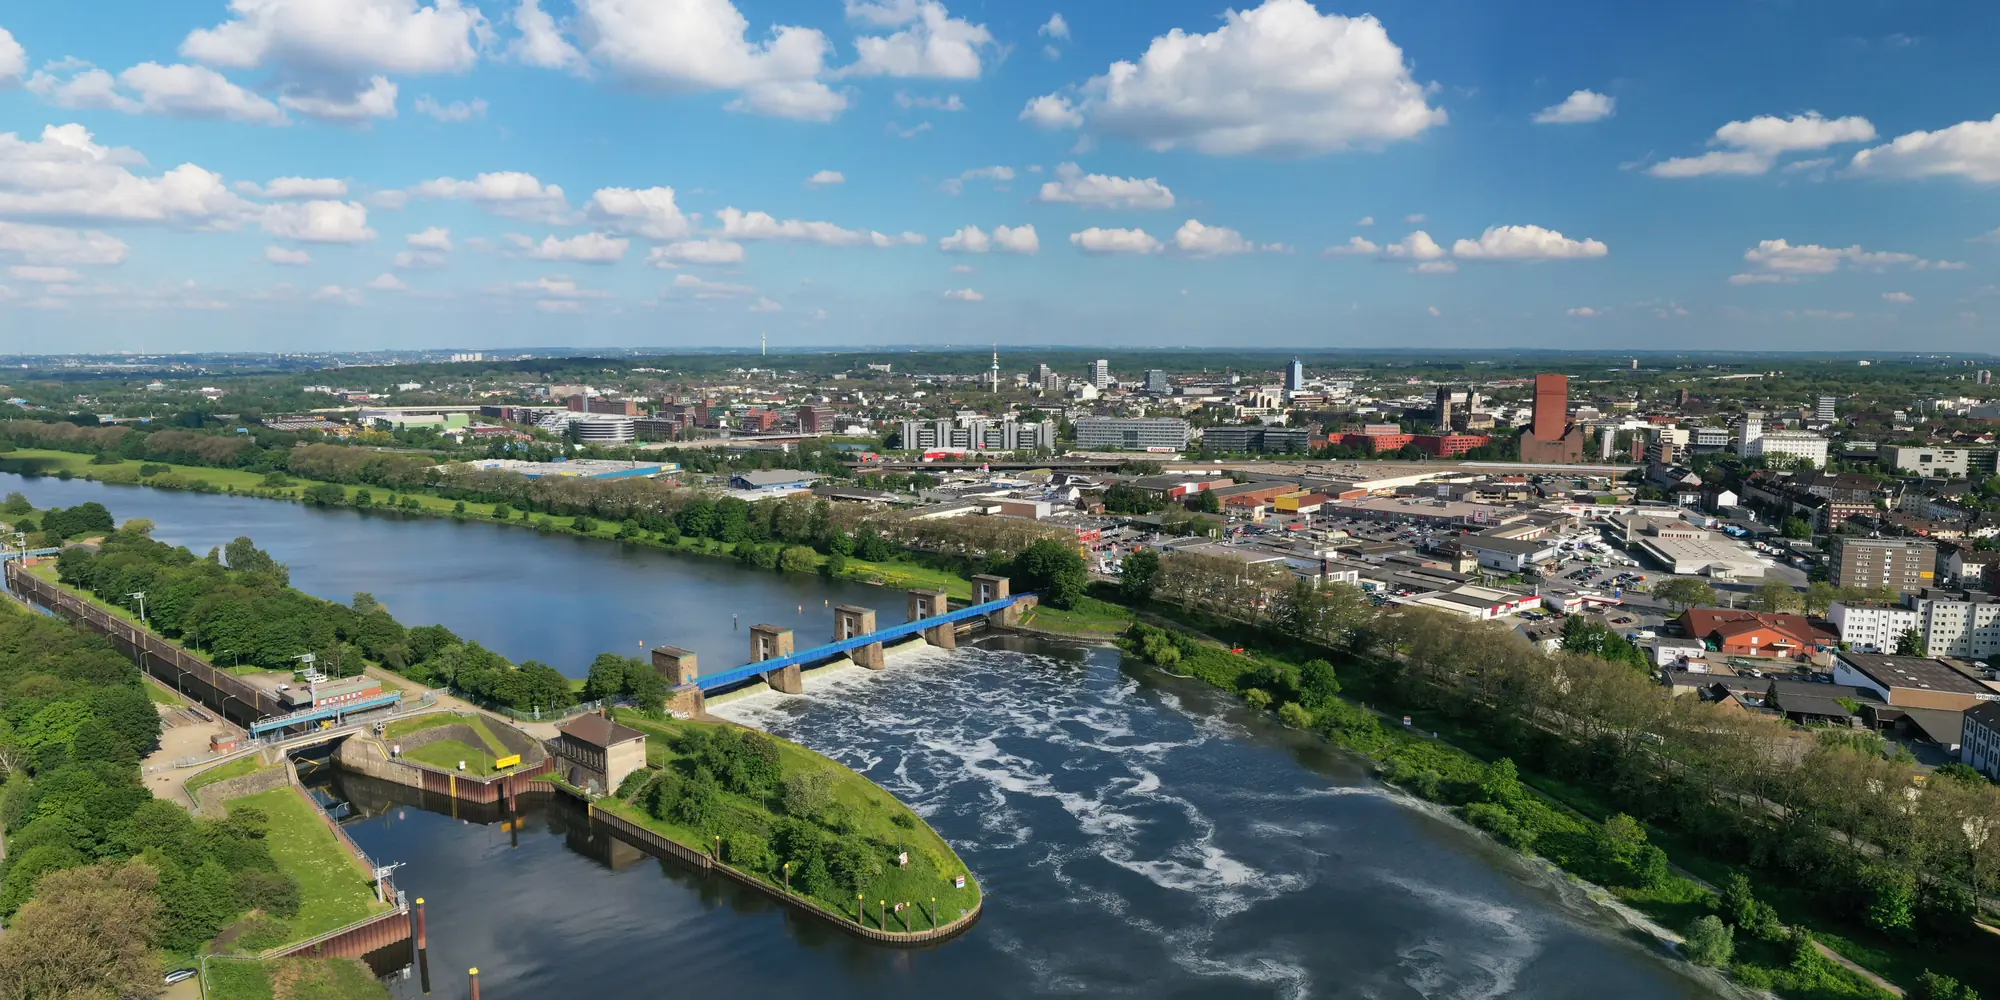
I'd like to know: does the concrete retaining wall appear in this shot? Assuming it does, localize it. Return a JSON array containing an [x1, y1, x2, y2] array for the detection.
[[337, 727, 554, 805], [191, 759, 293, 816]]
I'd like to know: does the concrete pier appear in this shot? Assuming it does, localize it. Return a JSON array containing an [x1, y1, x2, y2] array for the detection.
[[834, 606, 884, 670], [971, 575, 1016, 627], [750, 625, 801, 692], [907, 589, 956, 649], [652, 645, 699, 686]]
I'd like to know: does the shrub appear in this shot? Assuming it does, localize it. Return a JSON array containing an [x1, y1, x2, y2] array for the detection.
[[781, 769, 835, 819], [1277, 702, 1311, 728], [1916, 970, 1979, 1000], [1243, 688, 1272, 710], [1464, 802, 1535, 849], [1681, 915, 1734, 967]]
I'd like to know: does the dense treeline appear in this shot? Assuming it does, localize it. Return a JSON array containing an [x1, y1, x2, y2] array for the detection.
[[0, 600, 305, 964], [56, 527, 574, 713]]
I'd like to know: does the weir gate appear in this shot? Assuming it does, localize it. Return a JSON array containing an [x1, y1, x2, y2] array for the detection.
[[654, 574, 1034, 712]]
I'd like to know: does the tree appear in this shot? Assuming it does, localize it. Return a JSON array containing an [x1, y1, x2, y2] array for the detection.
[[1118, 548, 1161, 603], [1194, 488, 1222, 514], [1895, 628, 1928, 657], [583, 653, 631, 702], [1652, 578, 1718, 612], [781, 768, 835, 819], [1011, 538, 1089, 610], [1681, 915, 1734, 967], [1782, 517, 1812, 540], [1747, 578, 1803, 614], [0, 860, 162, 1000], [1916, 970, 1980, 1000]]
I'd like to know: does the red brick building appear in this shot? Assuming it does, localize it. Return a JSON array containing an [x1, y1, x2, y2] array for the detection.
[[1678, 608, 1839, 660], [1411, 434, 1492, 457]]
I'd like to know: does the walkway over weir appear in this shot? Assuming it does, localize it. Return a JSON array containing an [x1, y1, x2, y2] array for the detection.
[[654, 575, 1034, 706]]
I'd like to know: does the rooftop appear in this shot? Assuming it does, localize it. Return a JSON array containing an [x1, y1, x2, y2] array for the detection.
[[559, 713, 647, 748], [1837, 652, 1995, 697]]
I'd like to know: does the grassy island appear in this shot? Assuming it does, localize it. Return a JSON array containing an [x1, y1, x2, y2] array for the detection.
[[597, 716, 981, 933]]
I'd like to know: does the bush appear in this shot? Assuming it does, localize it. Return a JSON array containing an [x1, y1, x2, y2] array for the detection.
[[1243, 688, 1272, 710], [1681, 915, 1734, 967], [1277, 702, 1311, 728], [778, 545, 819, 574], [89, 452, 123, 465], [1916, 970, 1979, 1000], [781, 769, 835, 819], [1464, 801, 1536, 849]]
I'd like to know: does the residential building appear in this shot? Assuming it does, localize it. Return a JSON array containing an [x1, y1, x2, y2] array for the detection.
[[1410, 434, 1492, 457], [1089, 359, 1112, 389], [1829, 601, 1921, 653], [1940, 543, 2000, 585], [1964, 703, 2000, 779], [1816, 396, 1837, 422], [1912, 590, 2000, 660], [1690, 426, 1733, 450], [1830, 537, 1937, 594], [1881, 445, 1971, 478], [1074, 417, 1191, 451], [1144, 370, 1172, 395], [1744, 431, 1829, 468], [1737, 411, 1764, 456], [1517, 373, 1584, 463], [1833, 652, 2000, 712], [1677, 608, 1838, 660]]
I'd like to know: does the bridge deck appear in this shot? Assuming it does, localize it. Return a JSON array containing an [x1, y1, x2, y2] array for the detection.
[[248, 692, 405, 737], [694, 593, 1028, 692]]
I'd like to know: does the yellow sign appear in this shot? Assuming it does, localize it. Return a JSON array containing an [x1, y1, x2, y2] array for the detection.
[[494, 754, 522, 769]]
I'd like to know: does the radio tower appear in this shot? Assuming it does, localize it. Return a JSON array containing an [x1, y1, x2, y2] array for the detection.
[[760, 330, 767, 357], [989, 344, 1001, 393]]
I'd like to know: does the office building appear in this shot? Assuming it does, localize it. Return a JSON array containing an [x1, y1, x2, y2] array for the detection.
[[1880, 445, 1974, 478], [1074, 417, 1191, 451], [1816, 396, 1837, 422], [1285, 358, 1306, 394], [1517, 373, 1584, 463], [1203, 426, 1311, 454], [1830, 537, 1937, 594], [1089, 359, 1112, 389], [1144, 370, 1172, 395], [568, 394, 642, 416], [1737, 411, 1763, 456], [1980, 370, 1994, 386], [797, 404, 837, 434], [1032, 363, 1054, 387], [1745, 431, 1829, 468]]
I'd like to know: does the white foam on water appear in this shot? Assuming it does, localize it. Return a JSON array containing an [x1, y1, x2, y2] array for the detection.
[[1378, 874, 1544, 1000]]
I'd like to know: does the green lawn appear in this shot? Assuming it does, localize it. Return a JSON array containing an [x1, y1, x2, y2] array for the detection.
[[224, 787, 390, 941], [610, 715, 982, 928], [403, 738, 499, 775], [1021, 595, 1133, 637], [187, 755, 270, 797], [204, 956, 391, 1000]]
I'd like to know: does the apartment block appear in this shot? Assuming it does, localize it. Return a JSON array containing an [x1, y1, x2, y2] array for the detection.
[[1830, 537, 1937, 594]]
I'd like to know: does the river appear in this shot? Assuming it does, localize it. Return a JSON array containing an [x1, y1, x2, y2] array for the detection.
[[7, 475, 1724, 999]]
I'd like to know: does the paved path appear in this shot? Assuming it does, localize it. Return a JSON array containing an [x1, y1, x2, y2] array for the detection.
[[1813, 942, 1903, 997]]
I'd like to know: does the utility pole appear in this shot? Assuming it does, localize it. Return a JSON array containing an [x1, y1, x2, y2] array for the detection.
[[127, 591, 146, 622]]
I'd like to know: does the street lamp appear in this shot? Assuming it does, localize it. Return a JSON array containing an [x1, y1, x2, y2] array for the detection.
[[126, 591, 146, 622]]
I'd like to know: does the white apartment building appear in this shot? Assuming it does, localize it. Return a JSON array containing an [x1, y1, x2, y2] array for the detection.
[[1830, 601, 1921, 653], [1745, 431, 1829, 468], [1919, 592, 2000, 660]]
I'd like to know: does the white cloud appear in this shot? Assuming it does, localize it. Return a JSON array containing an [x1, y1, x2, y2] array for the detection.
[[1040, 13, 1069, 40], [1848, 114, 2000, 182], [510, 0, 586, 71], [949, 263, 974, 274], [264, 245, 312, 265], [647, 238, 746, 266], [1566, 306, 1600, 317], [939, 224, 1037, 254], [806, 169, 846, 186], [1025, 0, 1444, 156], [941, 164, 1013, 194], [586, 185, 689, 238], [1413, 260, 1457, 274], [715, 207, 921, 247], [1650, 112, 1875, 178], [1451, 224, 1608, 260], [1726, 272, 1792, 286], [0, 28, 24, 83], [1173, 219, 1277, 257], [182, 0, 486, 74], [749, 296, 782, 312], [278, 75, 398, 121], [670, 272, 756, 298], [0, 221, 130, 265], [1532, 89, 1614, 124], [1732, 238, 1939, 284], [245, 176, 349, 199], [368, 272, 406, 291], [413, 171, 574, 223], [507, 275, 609, 299], [32, 62, 290, 125], [1426, 305, 1441, 317], [309, 284, 361, 304], [509, 231, 629, 262], [1019, 93, 1083, 130], [260, 200, 376, 243], [895, 91, 963, 111], [1321, 236, 1379, 256], [942, 287, 983, 301], [1356, 215, 1373, 226], [845, 1, 994, 80], [569, 0, 847, 122], [1882, 290, 1914, 303], [394, 249, 448, 268], [1403, 213, 1425, 223], [0, 124, 254, 227], [414, 94, 487, 121], [1382, 231, 1445, 260], [537, 298, 582, 313], [407, 226, 452, 250], [1036, 162, 1173, 209], [10, 265, 81, 283], [1069, 227, 1160, 254]]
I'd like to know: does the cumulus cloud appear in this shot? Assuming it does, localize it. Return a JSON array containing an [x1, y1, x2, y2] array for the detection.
[[1172, 219, 1280, 256], [1356, 215, 1374, 226], [277, 75, 398, 121], [9, 265, 81, 283], [566, 0, 848, 122], [843, 0, 994, 80], [0, 28, 23, 83], [940, 164, 1013, 195], [368, 272, 406, 291], [1069, 227, 1160, 254], [646, 238, 746, 265], [1848, 114, 2000, 182], [670, 272, 756, 298], [714, 207, 922, 247], [1451, 224, 1607, 260], [749, 296, 782, 312], [309, 284, 362, 304], [264, 245, 312, 265], [1533, 89, 1614, 124], [1381, 231, 1445, 260], [508, 231, 629, 262], [894, 91, 963, 111], [1040, 13, 1069, 40], [412, 171, 575, 224], [242, 176, 349, 199], [1321, 236, 1380, 256], [260, 200, 377, 243], [806, 169, 845, 186], [582, 185, 690, 239], [0, 221, 130, 265], [942, 287, 983, 301], [1730, 238, 1939, 284], [510, 0, 586, 71], [1650, 112, 1875, 177], [939, 224, 1037, 254], [30, 62, 290, 125], [182, 0, 488, 74], [414, 94, 487, 121], [1022, 0, 1443, 156], [1036, 162, 1173, 209], [1882, 291, 1913, 303], [406, 226, 452, 250], [394, 249, 447, 268], [0, 124, 254, 227]]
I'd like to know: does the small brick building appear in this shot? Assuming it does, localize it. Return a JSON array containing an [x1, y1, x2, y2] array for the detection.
[[554, 713, 647, 795]]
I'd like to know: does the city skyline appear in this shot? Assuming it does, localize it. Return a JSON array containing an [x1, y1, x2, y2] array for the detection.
[[1, 0, 1998, 352]]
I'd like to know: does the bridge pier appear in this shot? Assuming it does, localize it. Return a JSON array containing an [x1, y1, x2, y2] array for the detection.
[[751, 625, 800, 692], [835, 606, 884, 670], [971, 575, 1017, 627], [907, 590, 956, 649], [651, 646, 699, 687]]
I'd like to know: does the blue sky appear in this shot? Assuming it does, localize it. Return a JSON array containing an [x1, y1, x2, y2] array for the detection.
[[1, 0, 1998, 353]]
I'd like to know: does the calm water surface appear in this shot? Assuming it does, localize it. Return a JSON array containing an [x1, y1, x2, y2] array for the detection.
[[9, 476, 1725, 999]]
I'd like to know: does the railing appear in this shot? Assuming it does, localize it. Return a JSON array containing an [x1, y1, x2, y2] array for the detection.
[[694, 592, 1031, 692], [247, 691, 406, 736]]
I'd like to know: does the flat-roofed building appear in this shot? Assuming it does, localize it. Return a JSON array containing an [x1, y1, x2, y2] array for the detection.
[[1074, 417, 1191, 451], [1829, 600, 1921, 654], [1963, 703, 2000, 780], [1830, 537, 1936, 594], [1833, 651, 2000, 712]]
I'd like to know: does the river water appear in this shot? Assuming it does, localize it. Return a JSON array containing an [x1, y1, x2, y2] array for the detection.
[[7, 475, 1722, 1000]]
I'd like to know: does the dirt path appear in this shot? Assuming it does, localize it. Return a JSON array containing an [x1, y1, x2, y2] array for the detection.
[[1813, 942, 1904, 997]]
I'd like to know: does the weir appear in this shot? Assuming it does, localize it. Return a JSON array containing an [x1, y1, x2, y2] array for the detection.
[[656, 581, 1035, 706]]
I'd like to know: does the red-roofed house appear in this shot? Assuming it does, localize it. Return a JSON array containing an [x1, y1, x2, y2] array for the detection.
[[1677, 608, 1839, 661]]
